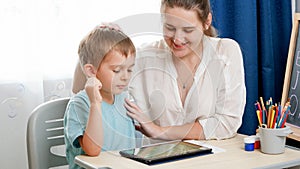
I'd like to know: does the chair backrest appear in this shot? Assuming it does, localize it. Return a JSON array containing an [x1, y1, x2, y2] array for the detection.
[[27, 97, 70, 169]]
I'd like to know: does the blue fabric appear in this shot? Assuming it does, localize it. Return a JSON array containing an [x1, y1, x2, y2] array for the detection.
[[210, 0, 292, 135], [64, 91, 136, 169]]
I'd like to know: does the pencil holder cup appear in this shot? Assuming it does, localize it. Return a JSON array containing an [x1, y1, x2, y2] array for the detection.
[[258, 126, 292, 154]]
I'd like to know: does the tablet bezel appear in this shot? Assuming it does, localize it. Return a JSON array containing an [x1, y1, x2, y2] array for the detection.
[[119, 141, 212, 165]]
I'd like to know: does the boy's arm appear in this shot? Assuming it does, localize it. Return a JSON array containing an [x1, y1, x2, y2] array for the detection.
[[80, 77, 103, 156], [79, 102, 102, 156], [135, 121, 205, 140]]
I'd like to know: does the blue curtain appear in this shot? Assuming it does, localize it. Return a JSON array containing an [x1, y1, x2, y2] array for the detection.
[[210, 0, 292, 135]]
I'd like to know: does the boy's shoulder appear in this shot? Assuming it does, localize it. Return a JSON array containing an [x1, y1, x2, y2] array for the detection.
[[71, 90, 127, 105], [69, 90, 89, 106], [73, 90, 88, 99]]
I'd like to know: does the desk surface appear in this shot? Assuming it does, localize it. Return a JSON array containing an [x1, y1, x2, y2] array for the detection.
[[75, 134, 300, 169]]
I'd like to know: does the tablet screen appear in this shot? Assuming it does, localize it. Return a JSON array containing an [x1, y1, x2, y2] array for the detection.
[[119, 141, 212, 165]]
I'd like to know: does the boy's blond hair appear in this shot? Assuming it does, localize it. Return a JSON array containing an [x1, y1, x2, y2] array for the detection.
[[78, 26, 136, 69]]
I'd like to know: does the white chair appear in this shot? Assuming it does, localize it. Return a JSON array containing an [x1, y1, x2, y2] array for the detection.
[[27, 97, 70, 169]]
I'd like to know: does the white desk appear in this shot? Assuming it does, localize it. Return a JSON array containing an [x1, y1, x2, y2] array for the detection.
[[75, 134, 300, 169]]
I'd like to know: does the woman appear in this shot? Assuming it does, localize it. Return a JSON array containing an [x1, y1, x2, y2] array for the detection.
[[124, 0, 246, 142], [73, 0, 246, 142]]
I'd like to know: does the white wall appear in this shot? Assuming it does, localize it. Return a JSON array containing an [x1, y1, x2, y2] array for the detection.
[[0, 1, 160, 168]]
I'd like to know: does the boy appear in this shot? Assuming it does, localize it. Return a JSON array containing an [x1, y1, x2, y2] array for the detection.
[[64, 26, 136, 169]]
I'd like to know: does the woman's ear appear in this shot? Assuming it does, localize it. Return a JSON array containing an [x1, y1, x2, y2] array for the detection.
[[83, 64, 97, 77]]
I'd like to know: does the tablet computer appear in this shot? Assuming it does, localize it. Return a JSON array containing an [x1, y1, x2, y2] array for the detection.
[[119, 141, 212, 165]]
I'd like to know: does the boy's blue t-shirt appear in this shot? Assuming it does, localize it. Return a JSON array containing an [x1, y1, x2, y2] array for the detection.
[[64, 90, 136, 169]]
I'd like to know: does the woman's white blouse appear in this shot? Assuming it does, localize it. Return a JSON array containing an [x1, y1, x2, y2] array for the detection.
[[129, 36, 246, 140]]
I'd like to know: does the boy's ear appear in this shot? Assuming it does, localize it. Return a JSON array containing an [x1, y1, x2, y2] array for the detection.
[[83, 64, 97, 77]]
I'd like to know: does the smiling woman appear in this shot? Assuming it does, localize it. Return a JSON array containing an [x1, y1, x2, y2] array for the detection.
[[0, 0, 159, 168]]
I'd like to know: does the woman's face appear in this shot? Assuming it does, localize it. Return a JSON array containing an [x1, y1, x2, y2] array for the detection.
[[162, 6, 205, 59]]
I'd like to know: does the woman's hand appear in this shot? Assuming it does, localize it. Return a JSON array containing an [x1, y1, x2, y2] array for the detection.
[[85, 77, 102, 103], [125, 99, 163, 139], [97, 22, 122, 31]]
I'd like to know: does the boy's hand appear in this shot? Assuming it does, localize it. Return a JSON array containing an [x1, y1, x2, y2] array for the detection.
[[85, 77, 102, 103]]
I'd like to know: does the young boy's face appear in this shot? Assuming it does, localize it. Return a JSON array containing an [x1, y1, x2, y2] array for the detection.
[[96, 50, 135, 95]]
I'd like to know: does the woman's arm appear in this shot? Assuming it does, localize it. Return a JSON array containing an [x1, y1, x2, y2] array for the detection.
[[199, 39, 246, 139], [162, 121, 205, 140], [140, 121, 205, 140], [125, 99, 205, 140]]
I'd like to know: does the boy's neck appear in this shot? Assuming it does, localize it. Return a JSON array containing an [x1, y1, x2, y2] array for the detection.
[[100, 91, 114, 104]]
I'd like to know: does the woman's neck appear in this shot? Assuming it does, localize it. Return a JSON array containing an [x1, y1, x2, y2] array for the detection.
[[173, 43, 203, 70], [173, 52, 201, 73]]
